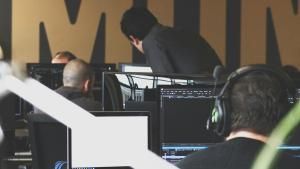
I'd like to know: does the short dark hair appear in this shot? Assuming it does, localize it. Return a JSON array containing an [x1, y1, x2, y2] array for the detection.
[[54, 51, 77, 61], [229, 72, 291, 135], [120, 7, 158, 40], [63, 59, 93, 88]]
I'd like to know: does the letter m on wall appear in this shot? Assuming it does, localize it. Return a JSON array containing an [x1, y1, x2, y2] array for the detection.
[[12, 0, 132, 64]]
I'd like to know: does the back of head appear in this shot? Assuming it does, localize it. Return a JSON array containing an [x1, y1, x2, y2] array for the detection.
[[230, 71, 291, 136], [52, 51, 77, 64], [63, 59, 93, 88], [120, 7, 158, 40]]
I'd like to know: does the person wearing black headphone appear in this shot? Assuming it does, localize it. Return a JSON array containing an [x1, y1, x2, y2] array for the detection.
[[177, 65, 299, 169]]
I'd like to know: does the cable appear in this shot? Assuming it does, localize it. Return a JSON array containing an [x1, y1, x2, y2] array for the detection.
[[126, 74, 135, 101], [206, 65, 224, 130], [212, 65, 224, 97]]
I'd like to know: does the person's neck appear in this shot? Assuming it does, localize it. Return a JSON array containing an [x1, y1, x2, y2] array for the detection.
[[226, 130, 268, 143]]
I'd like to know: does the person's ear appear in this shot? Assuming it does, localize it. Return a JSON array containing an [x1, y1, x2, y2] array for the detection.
[[129, 35, 144, 54], [129, 35, 140, 45]]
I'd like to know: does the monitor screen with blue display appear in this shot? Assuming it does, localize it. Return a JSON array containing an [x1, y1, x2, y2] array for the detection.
[[158, 85, 300, 164]]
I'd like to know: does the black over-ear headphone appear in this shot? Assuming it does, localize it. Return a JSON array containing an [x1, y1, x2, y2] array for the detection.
[[207, 64, 296, 136]]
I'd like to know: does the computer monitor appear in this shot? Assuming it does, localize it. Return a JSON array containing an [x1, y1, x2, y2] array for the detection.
[[117, 64, 174, 88], [27, 63, 65, 89], [115, 73, 155, 89], [125, 101, 160, 155], [27, 63, 116, 90], [27, 111, 151, 169], [70, 111, 151, 168], [158, 85, 223, 163], [159, 85, 300, 164], [27, 114, 69, 169], [119, 63, 152, 73], [118, 64, 153, 89]]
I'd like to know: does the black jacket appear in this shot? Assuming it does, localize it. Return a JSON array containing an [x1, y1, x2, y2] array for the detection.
[[34, 86, 102, 113], [55, 86, 102, 111], [142, 24, 222, 74]]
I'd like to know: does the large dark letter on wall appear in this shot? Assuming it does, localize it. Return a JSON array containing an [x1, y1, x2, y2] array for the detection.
[[39, 23, 52, 63], [0, 0, 12, 60], [64, 0, 82, 24], [90, 13, 106, 64], [131, 0, 147, 64], [226, 0, 241, 72], [174, 0, 200, 33], [266, 8, 281, 66], [292, 0, 298, 14]]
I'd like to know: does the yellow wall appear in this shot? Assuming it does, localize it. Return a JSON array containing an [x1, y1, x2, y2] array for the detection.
[[10, 0, 300, 68]]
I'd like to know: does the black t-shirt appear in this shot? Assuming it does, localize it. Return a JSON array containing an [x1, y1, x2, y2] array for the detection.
[[176, 137, 299, 169]]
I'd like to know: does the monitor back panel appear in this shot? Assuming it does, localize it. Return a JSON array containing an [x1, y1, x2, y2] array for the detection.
[[27, 114, 69, 169]]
